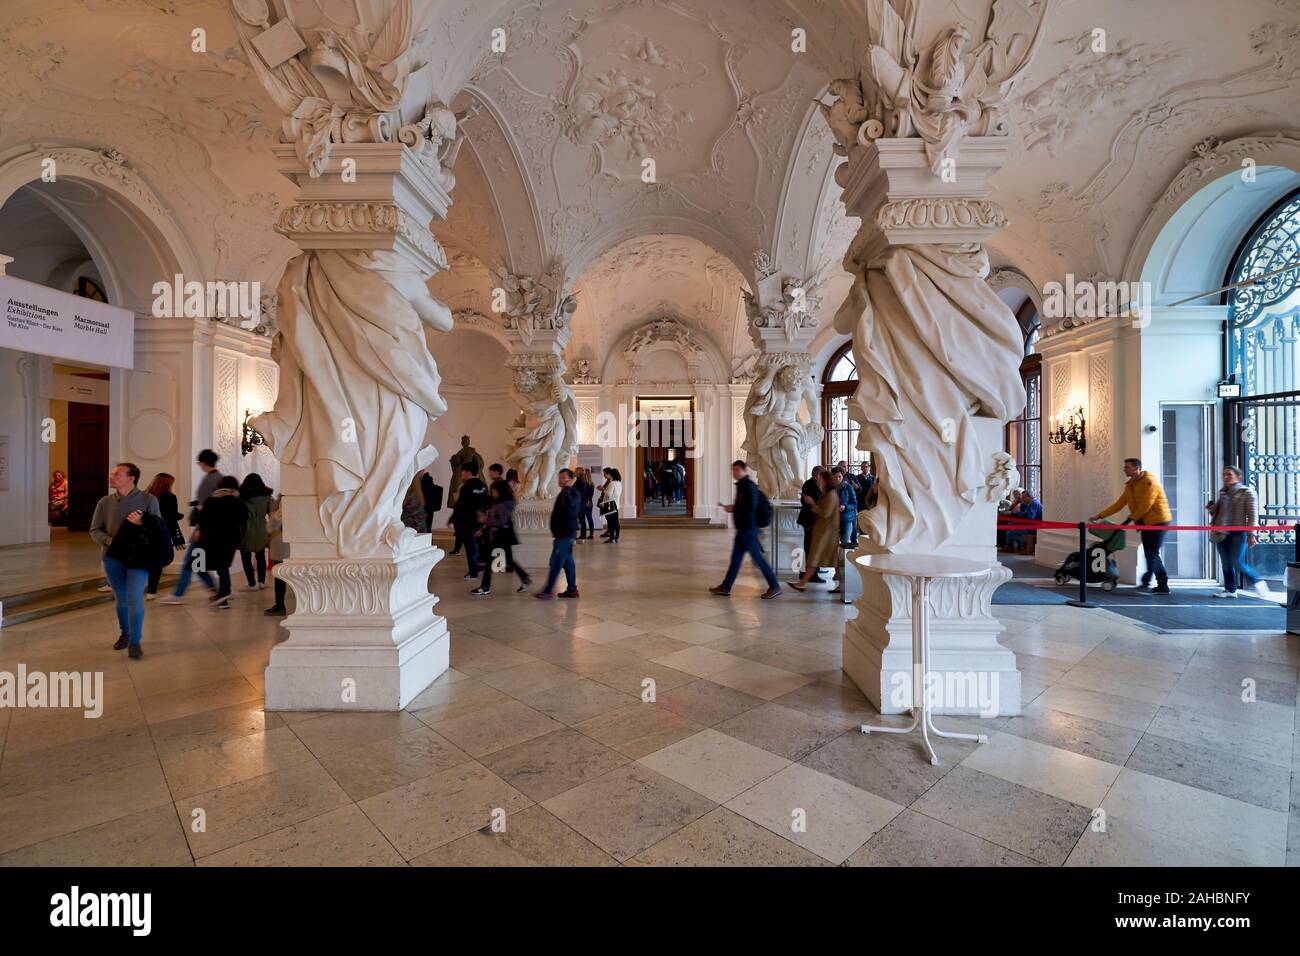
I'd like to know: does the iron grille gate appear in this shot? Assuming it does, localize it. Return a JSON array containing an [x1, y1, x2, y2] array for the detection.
[[1225, 391, 1300, 558]]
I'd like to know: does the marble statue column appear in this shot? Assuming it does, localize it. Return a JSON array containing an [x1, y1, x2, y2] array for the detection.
[[496, 267, 579, 568], [822, 0, 1057, 716], [224, 0, 463, 710], [741, 272, 824, 571]]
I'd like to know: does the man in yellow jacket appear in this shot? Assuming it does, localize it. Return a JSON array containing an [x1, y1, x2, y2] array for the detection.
[[1089, 457, 1173, 593]]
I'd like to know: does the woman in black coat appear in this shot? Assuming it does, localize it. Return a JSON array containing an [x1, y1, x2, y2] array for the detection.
[[196, 475, 248, 609], [144, 472, 184, 598]]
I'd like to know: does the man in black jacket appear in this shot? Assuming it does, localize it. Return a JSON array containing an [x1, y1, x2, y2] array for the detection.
[[420, 470, 442, 533], [536, 468, 581, 600], [448, 462, 488, 578], [711, 460, 780, 599]]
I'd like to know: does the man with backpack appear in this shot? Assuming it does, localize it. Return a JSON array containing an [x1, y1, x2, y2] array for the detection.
[[710, 460, 780, 599]]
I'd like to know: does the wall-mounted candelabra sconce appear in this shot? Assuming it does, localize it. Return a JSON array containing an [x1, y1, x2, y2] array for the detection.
[[1048, 406, 1087, 454], [241, 409, 266, 457]]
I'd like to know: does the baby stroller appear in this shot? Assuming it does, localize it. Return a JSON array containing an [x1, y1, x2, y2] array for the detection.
[[1054, 523, 1126, 591]]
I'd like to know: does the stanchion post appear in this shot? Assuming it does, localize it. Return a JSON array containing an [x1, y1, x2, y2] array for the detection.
[[1066, 520, 1098, 608]]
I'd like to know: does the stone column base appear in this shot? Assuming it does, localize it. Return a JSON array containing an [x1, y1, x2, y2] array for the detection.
[[842, 560, 1021, 716], [508, 498, 558, 577], [265, 535, 449, 711]]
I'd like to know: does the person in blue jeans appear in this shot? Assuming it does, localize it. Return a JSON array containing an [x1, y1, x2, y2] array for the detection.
[[833, 467, 858, 547], [535, 468, 581, 599], [711, 460, 781, 599], [89, 462, 162, 659]]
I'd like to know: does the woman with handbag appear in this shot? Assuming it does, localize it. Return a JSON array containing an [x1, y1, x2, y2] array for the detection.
[[472, 479, 531, 595], [144, 472, 184, 600], [598, 467, 622, 543], [89, 462, 163, 658]]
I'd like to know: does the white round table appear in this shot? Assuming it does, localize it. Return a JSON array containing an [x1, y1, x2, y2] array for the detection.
[[855, 553, 996, 765]]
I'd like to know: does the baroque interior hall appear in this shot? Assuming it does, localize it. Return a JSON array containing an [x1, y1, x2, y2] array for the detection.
[[0, 0, 1297, 872]]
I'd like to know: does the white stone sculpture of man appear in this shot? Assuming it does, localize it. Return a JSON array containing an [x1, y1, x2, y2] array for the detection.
[[743, 362, 823, 500], [505, 368, 578, 498]]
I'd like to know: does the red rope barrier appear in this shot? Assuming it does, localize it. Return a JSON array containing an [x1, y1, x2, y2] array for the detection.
[[996, 517, 1290, 532]]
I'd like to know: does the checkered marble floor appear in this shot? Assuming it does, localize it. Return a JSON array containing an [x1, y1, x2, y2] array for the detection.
[[0, 528, 1296, 866]]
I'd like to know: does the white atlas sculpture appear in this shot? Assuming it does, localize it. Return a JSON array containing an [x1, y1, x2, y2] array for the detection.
[[742, 360, 823, 501], [505, 366, 579, 499]]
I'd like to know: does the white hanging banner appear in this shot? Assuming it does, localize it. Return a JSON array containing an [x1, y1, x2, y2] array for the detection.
[[0, 274, 134, 369]]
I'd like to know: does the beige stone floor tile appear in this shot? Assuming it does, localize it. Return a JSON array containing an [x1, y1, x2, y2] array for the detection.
[[0, 803, 193, 867], [846, 808, 1040, 867], [567, 621, 648, 644], [630, 807, 830, 866], [519, 678, 638, 726], [1066, 816, 1254, 867], [959, 731, 1122, 808], [409, 805, 616, 866], [160, 725, 319, 799], [316, 727, 473, 802], [639, 729, 788, 803], [357, 761, 531, 859], [656, 679, 765, 726], [177, 760, 352, 859], [1100, 768, 1288, 866], [714, 702, 846, 762], [588, 661, 696, 698], [573, 702, 704, 760], [481, 728, 628, 802], [478, 659, 583, 698], [288, 710, 426, 758], [651, 645, 750, 678], [0, 759, 172, 855], [148, 701, 284, 756], [1034, 684, 1159, 732], [0, 725, 157, 799], [138, 676, 262, 726], [708, 660, 815, 700], [541, 763, 715, 862], [427, 699, 565, 758], [725, 762, 903, 865], [197, 805, 404, 866], [405, 675, 511, 724]]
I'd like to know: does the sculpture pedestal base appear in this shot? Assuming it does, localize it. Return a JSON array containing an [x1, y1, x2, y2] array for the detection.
[[764, 501, 805, 572], [508, 498, 558, 579], [265, 536, 448, 711], [841, 419, 1022, 717]]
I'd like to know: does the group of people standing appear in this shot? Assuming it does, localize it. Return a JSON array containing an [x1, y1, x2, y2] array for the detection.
[[446, 460, 624, 598], [90, 449, 287, 658], [644, 458, 686, 506]]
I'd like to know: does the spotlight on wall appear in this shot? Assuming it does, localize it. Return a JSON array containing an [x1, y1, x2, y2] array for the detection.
[[1048, 406, 1087, 454], [241, 409, 266, 457]]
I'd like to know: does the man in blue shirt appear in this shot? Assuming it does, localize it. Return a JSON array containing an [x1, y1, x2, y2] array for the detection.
[[1004, 489, 1042, 553], [535, 468, 582, 599]]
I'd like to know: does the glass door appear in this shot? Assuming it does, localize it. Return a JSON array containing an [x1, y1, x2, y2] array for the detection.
[[1160, 402, 1216, 580]]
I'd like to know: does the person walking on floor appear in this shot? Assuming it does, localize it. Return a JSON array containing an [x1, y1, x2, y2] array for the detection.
[[1089, 457, 1173, 594], [264, 494, 290, 616], [144, 472, 183, 600], [239, 472, 274, 590], [163, 449, 222, 603], [447, 461, 488, 579], [420, 470, 442, 533], [1208, 465, 1276, 601], [598, 467, 622, 543], [790, 468, 841, 593], [90, 462, 162, 658], [575, 467, 595, 541], [711, 460, 780, 599], [536, 468, 581, 600], [473, 479, 532, 595], [194, 476, 248, 609]]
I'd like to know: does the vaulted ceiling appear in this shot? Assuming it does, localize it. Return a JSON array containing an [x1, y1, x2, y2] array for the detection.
[[2, 0, 1297, 371]]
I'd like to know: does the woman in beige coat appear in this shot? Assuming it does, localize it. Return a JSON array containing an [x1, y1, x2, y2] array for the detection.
[[790, 471, 840, 591]]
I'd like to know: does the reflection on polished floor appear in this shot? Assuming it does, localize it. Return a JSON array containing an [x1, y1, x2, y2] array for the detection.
[[0, 529, 1296, 867]]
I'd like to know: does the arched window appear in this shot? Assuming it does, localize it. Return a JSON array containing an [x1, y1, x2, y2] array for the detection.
[[1005, 300, 1042, 497], [1224, 187, 1300, 541], [821, 341, 872, 470]]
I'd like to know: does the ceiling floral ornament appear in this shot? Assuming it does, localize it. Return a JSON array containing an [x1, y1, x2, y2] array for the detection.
[[563, 68, 693, 161], [818, 0, 1056, 180], [489, 263, 579, 348]]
